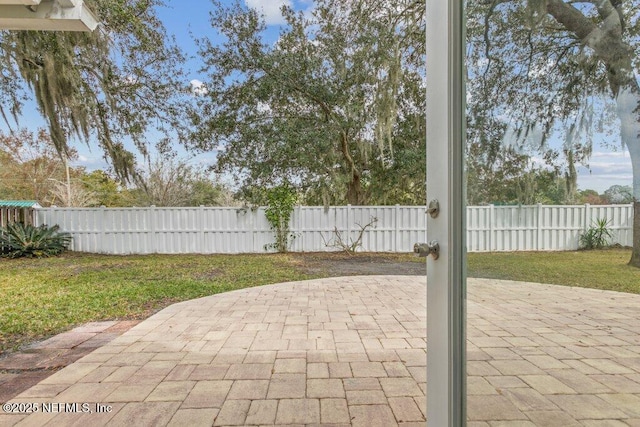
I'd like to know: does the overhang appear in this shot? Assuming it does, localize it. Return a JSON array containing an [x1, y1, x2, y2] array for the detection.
[[0, 200, 42, 208], [0, 0, 98, 32]]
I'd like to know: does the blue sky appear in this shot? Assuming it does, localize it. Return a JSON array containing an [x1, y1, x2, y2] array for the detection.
[[1, 0, 634, 194]]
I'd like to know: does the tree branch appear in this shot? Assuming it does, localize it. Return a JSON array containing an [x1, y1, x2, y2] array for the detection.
[[546, 0, 602, 44]]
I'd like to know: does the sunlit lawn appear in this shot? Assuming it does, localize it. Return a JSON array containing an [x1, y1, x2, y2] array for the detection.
[[1, 248, 637, 353], [0, 253, 318, 353], [467, 248, 640, 294]]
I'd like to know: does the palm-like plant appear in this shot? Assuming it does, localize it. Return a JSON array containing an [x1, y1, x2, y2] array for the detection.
[[579, 218, 614, 250], [0, 223, 71, 258]]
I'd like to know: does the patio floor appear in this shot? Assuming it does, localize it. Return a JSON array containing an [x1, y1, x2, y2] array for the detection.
[[1, 276, 640, 426]]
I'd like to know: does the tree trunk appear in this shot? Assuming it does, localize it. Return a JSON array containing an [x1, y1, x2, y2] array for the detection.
[[632, 201, 640, 267], [615, 86, 640, 267], [346, 173, 365, 205], [564, 149, 578, 204]]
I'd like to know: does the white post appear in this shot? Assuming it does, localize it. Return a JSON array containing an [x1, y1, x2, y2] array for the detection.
[[489, 204, 494, 252], [346, 204, 352, 245], [584, 203, 591, 232], [395, 204, 401, 252], [537, 203, 543, 251], [426, 0, 466, 424], [150, 205, 156, 254], [100, 205, 106, 254], [252, 208, 258, 253], [199, 205, 205, 253]]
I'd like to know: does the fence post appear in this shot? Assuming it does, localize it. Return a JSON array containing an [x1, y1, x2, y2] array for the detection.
[[395, 204, 400, 252], [347, 204, 352, 244], [100, 206, 106, 254], [537, 203, 543, 251], [489, 204, 494, 252], [295, 205, 302, 252], [150, 205, 156, 254], [253, 208, 258, 253], [584, 203, 591, 234], [199, 205, 205, 253]]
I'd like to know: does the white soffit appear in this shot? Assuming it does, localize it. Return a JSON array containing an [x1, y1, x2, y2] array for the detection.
[[0, 0, 98, 32], [0, 1, 42, 5]]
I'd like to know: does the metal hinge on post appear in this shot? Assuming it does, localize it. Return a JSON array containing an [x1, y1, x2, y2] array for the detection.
[[426, 199, 440, 218]]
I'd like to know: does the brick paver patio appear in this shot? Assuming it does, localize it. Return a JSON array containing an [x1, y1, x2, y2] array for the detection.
[[2, 276, 640, 426]]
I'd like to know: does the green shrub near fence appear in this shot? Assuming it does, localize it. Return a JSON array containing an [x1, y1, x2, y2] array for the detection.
[[0, 223, 71, 258]]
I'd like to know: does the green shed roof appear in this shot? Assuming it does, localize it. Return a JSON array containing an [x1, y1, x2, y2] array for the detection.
[[0, 200, 41, 208]]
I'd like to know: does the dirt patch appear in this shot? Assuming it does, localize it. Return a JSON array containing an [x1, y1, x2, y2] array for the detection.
[[193, 268, 222, 281], [291, 252, 426, 276]]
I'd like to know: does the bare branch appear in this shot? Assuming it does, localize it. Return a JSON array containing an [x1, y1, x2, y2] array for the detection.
[[322, 216, 378, 254]]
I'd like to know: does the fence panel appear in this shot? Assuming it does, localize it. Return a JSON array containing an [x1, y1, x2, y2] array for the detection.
[[540, 205, 584, 250], [34, 204, 633, 255], [467, 206, 492, 252], [588, 204, 634, 247]]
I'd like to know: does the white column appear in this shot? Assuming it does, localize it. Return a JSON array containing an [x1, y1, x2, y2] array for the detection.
[[426, 0, 466, 425]]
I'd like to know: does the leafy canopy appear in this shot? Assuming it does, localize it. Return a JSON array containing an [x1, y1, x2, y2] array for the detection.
[[0, 0, 189, 182], [191, 0, 425, 205]]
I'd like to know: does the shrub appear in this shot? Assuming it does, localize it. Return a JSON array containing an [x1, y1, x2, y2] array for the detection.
[[264, 185, 298, 253], [579, 218, 613, 250], [0, 223, 72, 258]]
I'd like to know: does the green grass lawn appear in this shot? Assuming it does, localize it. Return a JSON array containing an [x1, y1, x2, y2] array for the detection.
[[0, 252, 319, 353], [467, 248, 640, 294], [1, 249, 638, 353]]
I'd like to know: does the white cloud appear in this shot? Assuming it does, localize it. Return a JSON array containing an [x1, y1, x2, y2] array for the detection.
[[245, 0, 292, 25], [576, 150, 632, 192], [591, 151, 630, 158], [190, 79, 208, 96], [72, 155, 109, 171], [580, 161, 631, 175], [244, 0, 315, 25]]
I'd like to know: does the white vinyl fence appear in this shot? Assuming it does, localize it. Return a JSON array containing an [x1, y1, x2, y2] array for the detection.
[[34, 204, 633, 255]]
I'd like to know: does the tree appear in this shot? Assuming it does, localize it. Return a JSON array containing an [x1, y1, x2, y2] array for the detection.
[[0, 0, 188, 183], [0, 128, 72, 205], [48, 178, 97, 207], [191, 0, 425, 205], [467, 143, 572, 205], [0, 128, 133, 206], [188, 178, 237, 207], [130, 157, 195, 207], [604, 184, 634, 204], [467, 0, 640, 266], [130, 156, 233, 207], [578, 189, 609, 204], [79, 169, 134, 207]]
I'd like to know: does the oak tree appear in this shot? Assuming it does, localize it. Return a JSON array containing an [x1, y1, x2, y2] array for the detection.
[[467, 0, 640, 265], [191, 0, 425, 205]]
